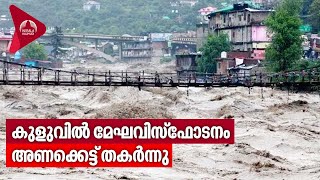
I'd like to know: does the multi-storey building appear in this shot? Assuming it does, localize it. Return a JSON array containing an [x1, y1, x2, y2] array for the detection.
[[196, 23, 209, 51], [150, 33, 172, 58], [121, 41, 152, 62], [207, 3, 273, 59]]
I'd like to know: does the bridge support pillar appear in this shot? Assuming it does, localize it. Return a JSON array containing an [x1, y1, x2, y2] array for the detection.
[[119, 42, 123, 61], [95, 39, 98, 50]]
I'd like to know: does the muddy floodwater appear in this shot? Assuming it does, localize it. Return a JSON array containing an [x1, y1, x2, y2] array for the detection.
[[1, 61, 320, 179]]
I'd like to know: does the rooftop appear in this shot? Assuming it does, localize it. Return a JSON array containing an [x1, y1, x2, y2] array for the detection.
[[84, 1, 100, 5], [207, 2, 267, 17]]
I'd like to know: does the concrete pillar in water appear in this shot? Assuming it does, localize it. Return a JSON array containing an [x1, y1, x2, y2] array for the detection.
[[95, 39, 98, 50], [119, 42, 123, 61]]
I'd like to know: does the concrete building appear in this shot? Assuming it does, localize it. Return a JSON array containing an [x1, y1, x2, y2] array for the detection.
[[170, 31, 197, 56], [172, 31, 197, 38], [176, 53, 201, 77], [171, 43, 197, 56], [216, 57, 260, 75], [121, 41, 152, 62], [150, 33, 172, 57], [83, 1, 101, 11], [215, 50, 264, 76], [207, 3, 273, 59], [198, 7, 217, 22], [0, 34, 11, 56], [196, 23, 209, 51], [0, 15, 9, 21]]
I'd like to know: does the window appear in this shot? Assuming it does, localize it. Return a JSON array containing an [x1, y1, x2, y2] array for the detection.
[[248, 14, 251, 23], [238, 15, 241, 21], [223, 15, 226, 23], [218, 62, 221, 70]]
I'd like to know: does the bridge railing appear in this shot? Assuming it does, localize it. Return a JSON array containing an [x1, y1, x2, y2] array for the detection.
[[1, 59, 320, 87]]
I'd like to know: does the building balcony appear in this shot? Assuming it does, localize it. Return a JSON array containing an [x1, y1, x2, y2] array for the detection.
[[122, 55, 152, 58], [122, 47, 152, 50]]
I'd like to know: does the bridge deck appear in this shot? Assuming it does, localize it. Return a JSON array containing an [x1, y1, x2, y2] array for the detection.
[[1, 59, 320, 90], [42, 33, 147, 42]]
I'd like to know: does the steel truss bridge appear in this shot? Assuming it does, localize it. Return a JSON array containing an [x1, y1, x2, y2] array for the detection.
[[1, 60, 320, 91]]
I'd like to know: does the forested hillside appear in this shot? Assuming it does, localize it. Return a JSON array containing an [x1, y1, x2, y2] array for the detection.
[[0, 0, 318, 35], [0, 0, 227, 35]]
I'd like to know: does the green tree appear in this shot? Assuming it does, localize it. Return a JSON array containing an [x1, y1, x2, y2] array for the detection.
[[197, 34, 231, 73], [265, 0, 303, 72], [309, 0, 320, 33], [23, 42, 47, 60]]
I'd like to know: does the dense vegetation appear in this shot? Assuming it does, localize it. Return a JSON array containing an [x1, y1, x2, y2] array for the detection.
[[23, 42, 47, 60], [0, 0, 234, 35], [0, 0, 318, 34], [309, 0, 320, 33], [265, 0, 303, 72], [197, 34, 231, 73]]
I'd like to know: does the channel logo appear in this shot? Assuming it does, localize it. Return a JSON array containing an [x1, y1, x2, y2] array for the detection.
[[19, 20, 38, 36], [9, 5, 46, 54]]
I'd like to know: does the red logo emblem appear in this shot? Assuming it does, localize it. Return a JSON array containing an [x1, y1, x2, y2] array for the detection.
[[9, 5, 46, 54]]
